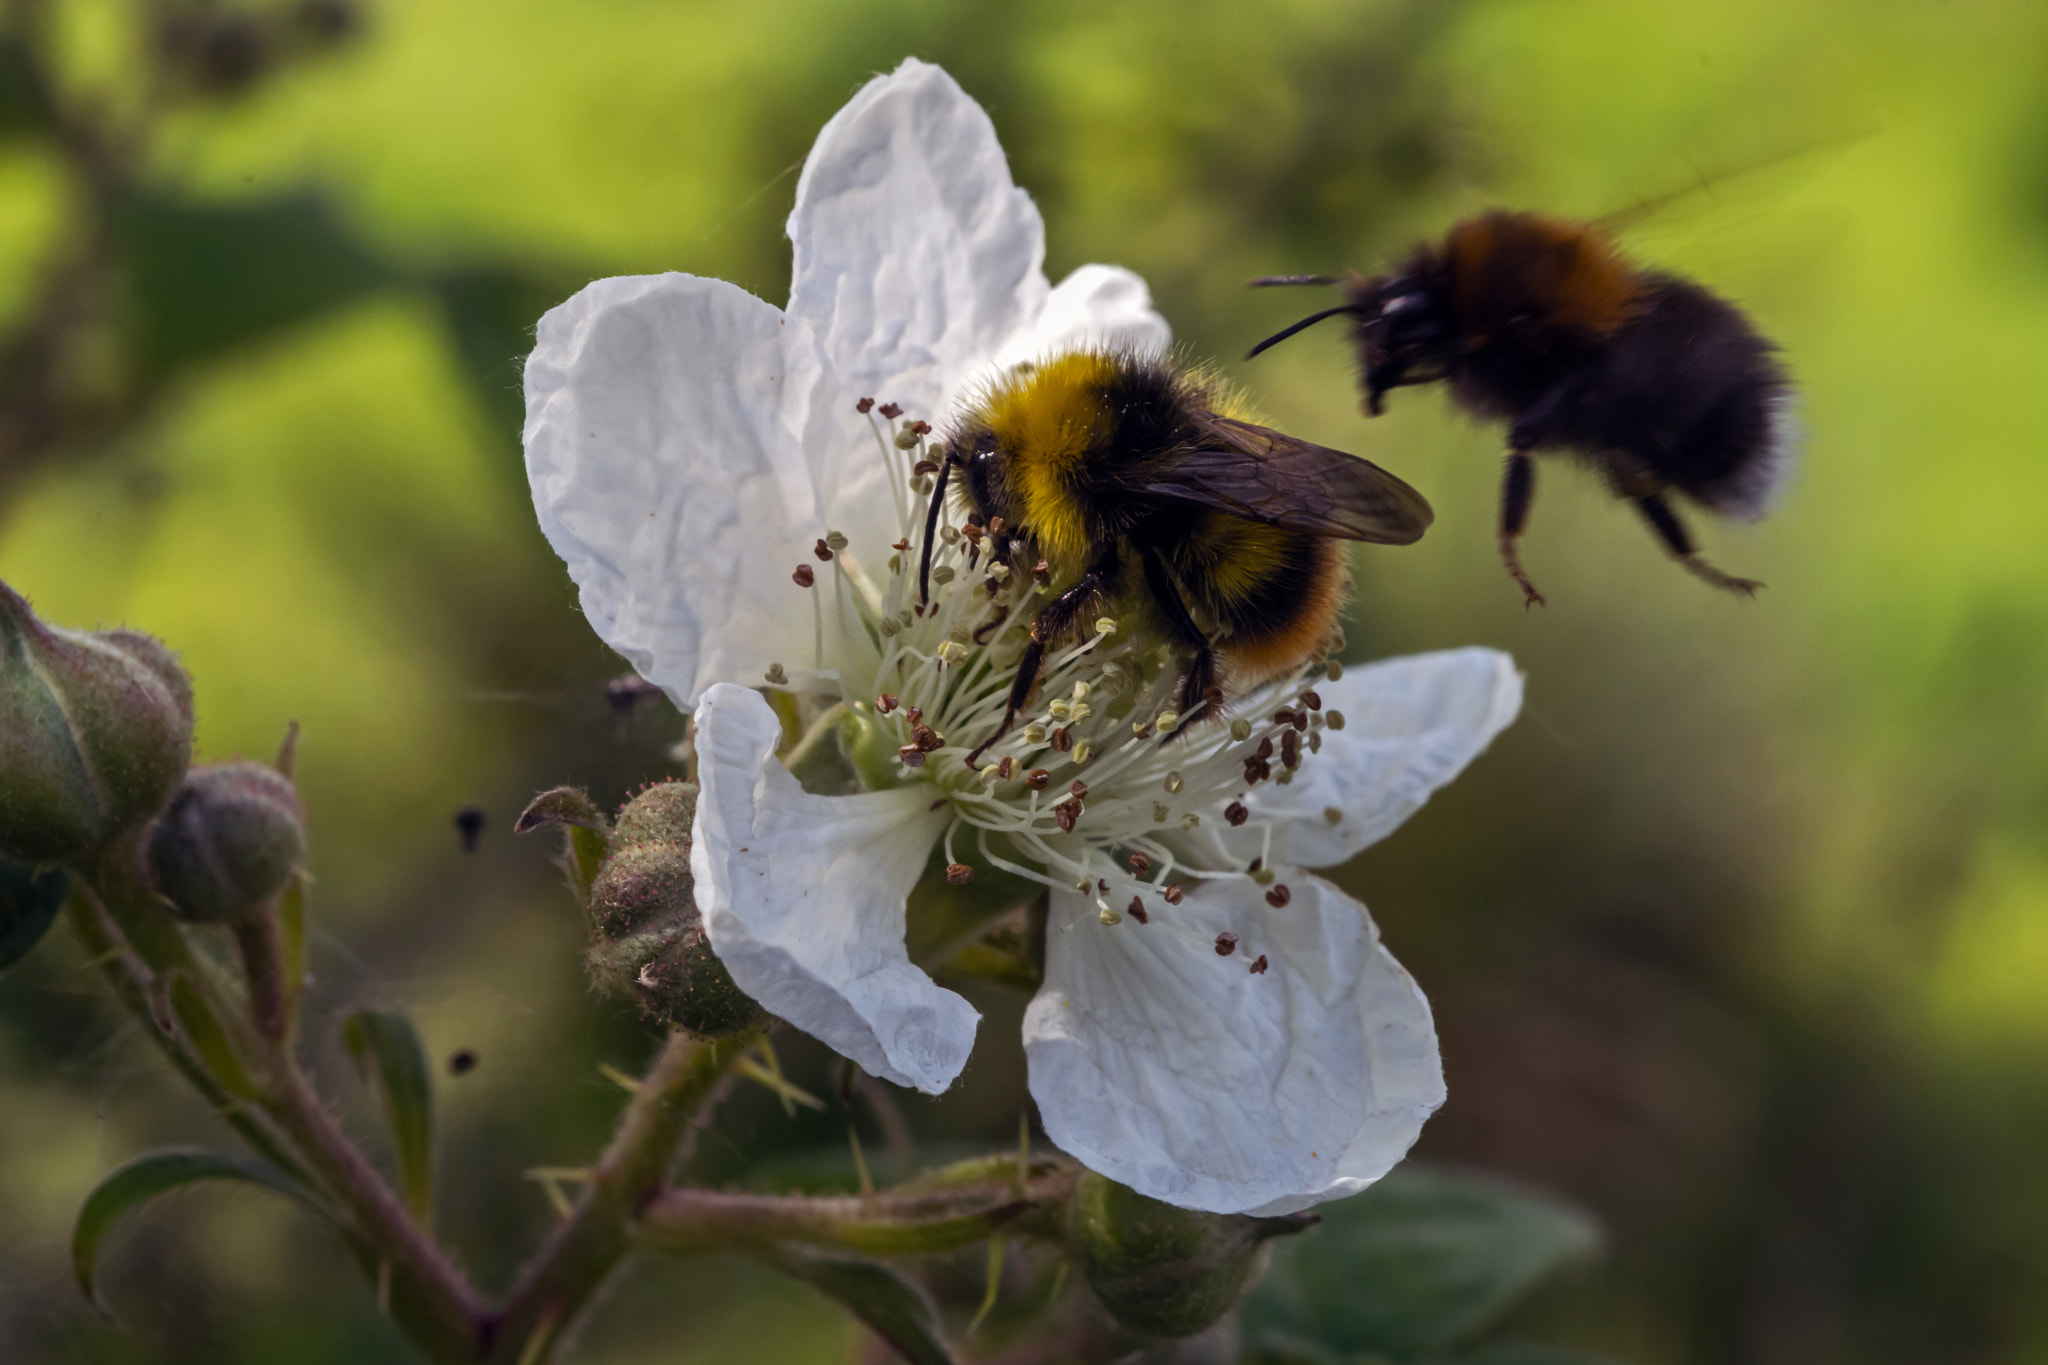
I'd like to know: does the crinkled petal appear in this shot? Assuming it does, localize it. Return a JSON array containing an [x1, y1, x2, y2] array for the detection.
[[525, 274, 839, 708], [1025, 875, 1442, 1215], [786, 58, 1048, 427], [991, 264, 1172, 369], [1239, 647, 1523, 870], [692, 684, 975, 1093]]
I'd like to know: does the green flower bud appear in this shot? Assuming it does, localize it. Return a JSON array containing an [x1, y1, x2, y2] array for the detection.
[[1069, 1171, 1316, 1340], [148, 763, 306, 923], [584, 782, 762, 1037], [0, 582, 193, 863]]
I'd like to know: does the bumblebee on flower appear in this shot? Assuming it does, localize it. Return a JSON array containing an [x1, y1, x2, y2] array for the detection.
[[526, 58, 1522, 1216]]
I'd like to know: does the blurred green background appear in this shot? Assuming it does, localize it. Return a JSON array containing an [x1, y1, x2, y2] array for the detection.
[[3, 1, 2046, 1361]]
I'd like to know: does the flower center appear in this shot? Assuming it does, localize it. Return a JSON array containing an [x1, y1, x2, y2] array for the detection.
[[762, 397, 1347, 933]]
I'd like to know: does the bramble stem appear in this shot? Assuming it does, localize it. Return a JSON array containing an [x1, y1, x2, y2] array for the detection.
[[485, 1029, 756, 1365], [233, 909, 288, 1041], [634, 1167, 1078, 1257]]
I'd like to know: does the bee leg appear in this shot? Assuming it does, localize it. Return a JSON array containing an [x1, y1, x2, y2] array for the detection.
[[1140, 548, 1221, 725], [965, 559, 1113, 768], [1498, 451, 1547, 608], [917, 451, 960, 606], [1633, 493, 1766, 597]]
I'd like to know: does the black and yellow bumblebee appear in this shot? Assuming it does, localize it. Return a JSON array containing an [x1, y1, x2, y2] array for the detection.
[[1249, 210, 1796, 605], [918, 350, 1432, 763]]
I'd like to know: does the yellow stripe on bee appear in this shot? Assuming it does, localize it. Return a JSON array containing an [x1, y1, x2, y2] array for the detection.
[[972, 351, 1122, 569], [1182, 514, 1296, 606]]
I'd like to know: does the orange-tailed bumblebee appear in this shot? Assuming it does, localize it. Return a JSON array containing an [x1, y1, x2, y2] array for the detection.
[[922, 350, 1433, 763], [1249, 210, 1795, 604]]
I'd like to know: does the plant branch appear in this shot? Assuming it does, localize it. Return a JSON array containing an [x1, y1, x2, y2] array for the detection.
[[485, 1029, 755, 1365]]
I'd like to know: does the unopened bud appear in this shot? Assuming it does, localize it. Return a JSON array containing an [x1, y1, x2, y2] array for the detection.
[[584, 782, 761, 1036], [1068, 1171, 1315, 1339], [147, 763, 305, 923], [0, 584, 193, 863]]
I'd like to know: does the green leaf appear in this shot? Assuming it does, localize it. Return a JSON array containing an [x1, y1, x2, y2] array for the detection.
[[166, 973, 259, 1099], [432, 265, 568, 447], [765, 1249, 953, 1365], [342, 1009, 435, 1224], [111, 190, 391, 379], [1242, 1164, 1601, 1359], [74, 1147, 330, 1313], [0, 858, 66, 970], [0, 35, 57, 139]]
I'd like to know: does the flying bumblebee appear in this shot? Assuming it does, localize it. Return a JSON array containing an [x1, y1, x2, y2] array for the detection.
[[920, 350, 1433, 763], [1248, 210, 1795, 605]]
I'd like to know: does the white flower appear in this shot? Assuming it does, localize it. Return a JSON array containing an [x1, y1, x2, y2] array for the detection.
[[525, 59, 1523, 1215]]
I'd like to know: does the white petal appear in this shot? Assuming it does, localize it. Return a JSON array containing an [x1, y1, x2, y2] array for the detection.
[[525, 274, 841, 708], [990, 264, 1172, 369], [1243, 647, 1523, 869], [691, 684, 976, 1093], [785, 58, 1048, 426], [1025, 875, 1442, 1215]]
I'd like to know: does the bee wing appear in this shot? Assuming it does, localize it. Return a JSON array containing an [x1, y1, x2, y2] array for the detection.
[[1136, 412, 1434, 545]]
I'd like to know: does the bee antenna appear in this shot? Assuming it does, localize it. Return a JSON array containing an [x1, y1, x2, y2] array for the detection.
[[1248, 274, 1340, 288], [1245, 305, 1358, 360]]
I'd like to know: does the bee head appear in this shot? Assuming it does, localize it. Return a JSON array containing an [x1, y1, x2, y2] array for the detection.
[[1347, 272, 1451, 416]]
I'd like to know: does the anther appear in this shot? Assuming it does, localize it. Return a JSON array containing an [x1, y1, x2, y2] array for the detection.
[[1225, 802, 1249, 826], [1327, 710, 1346, 731], [1281, 729, 1300, 769], [1025, 768, 1051, 791], [1251, 867, 1276, 887], [1230, 718, 1253, 742], [1031, 560, 1051, 583], [894, 426, 921, 450], [1049, 727, 1073, 752], [989, 517, 1007, 534], [1325, 661, 1344, 682], [987, 562, 1011, 581], [1155, 710, 1181, 735], [1291, 711, 1309, 733], [1301, 689, 1322, 711], [913, 459, 940, 476], [764, 663, 789, 685], [913, 725, 943, 752], [1324, 806, 1343, 824], [1151, 802, 1170, 823], [997, 756, 1014, 780], [1265, 884, 1292, 908], [898, 747, 926, 768], [877, 402, 903, 419], [936, 640, 968, 666], [910, 420, 931, 435], [1049, 699, 1071, 720], [1163, 771, 1183, 794], [826, 530, 849, 552], [1054, 800, 1080, 833], [1271, 709, 1296, 727], [1276, 770, 1295, 785], [792, 564, 816, 588], [1070, 780, 1089, 799], [1243, 756, 1271, 784], [1024, 723, 1047, 745], [814, 538, 833, 562], [1072, 739, 1093, 764], [876, 693, 898, 714], [892, 537, 911, 552], [1163, 884, 1185, 905], [1214, 933, 1239, 957], [1127, 896, 1148, 924], [931, 565, 956, 585], [1098, 879, 1110, 894], [1131, 722, 1152, 740], [1094, 617, 1117, 636], [1127, 850, 1151, 875], [1181, 813, 1200, 831], [1072, 680, 1091, 702], [1249, 954, 1269, 975], [1255, 737, 1274, 761], [1098, 906, 1122, 926], [856, 397, 876, 413], [1308, 732, 1322, 753], [946, 863, 975, 886], [1074, 875, 1093, 891], [941, 525, 961, 544], [905, 706, 923, 725], [1068, 701, 1093, 722]]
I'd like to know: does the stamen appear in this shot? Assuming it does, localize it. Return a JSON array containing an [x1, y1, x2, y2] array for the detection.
[[1214, 933, 1238, 957]]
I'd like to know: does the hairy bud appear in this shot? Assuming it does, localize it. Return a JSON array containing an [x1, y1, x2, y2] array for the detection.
[[148, 763, 306, 923], [1069, 1171, 1316, 1339], [584, 782, 762, 1036], [0, 583, 193, 863]]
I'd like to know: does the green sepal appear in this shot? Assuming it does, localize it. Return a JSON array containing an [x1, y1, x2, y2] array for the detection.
[[74, 1148, 333, 1314], [342, 1010, 436, 1225]]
